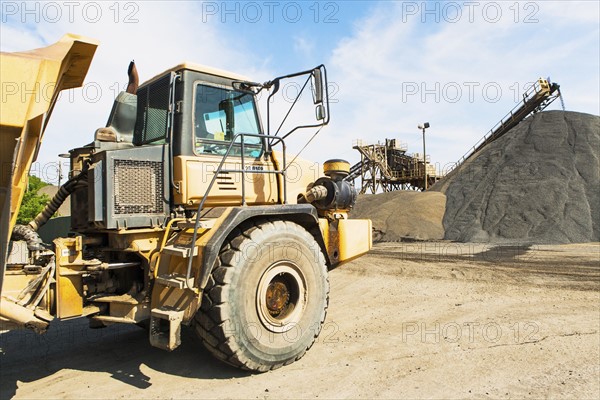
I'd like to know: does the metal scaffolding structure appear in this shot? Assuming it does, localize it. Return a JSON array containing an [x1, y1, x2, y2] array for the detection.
[[346, 77, 562, 194], [346, 139, 439, 194]]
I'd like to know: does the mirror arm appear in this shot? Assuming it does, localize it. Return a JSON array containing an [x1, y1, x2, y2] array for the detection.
[[273, 74, 311, 137], [264, 65, 330, 145], [271, 65, 326, 81]]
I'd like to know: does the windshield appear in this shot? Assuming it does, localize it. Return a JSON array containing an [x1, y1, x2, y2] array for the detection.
[[194, 83, 262, 157]]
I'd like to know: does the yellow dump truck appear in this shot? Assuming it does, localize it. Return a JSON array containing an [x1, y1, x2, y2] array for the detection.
[[0, 34, 371, 372]]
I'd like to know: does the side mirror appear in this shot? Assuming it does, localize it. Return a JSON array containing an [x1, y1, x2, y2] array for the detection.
[[311, 68, 323, 104], [315, 104, 325, 121]]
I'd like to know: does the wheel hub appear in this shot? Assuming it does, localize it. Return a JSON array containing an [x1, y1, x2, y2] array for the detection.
[[256, 261, 307, 333], [266, 280, 290, 316]]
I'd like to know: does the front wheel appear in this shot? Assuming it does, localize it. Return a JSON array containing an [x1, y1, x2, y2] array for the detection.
[[194, 219, 329, 372]]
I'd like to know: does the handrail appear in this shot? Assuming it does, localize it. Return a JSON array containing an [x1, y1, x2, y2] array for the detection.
[[184, 132, 287, 289], [152, 217, 186, 278]]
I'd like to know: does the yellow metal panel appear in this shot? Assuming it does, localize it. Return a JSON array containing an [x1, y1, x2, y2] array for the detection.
[[271, 150, 321, 204], [318, 218, 329, 249], [1, 34, 98, 281], [54, 237, 85, 318], [337, 219, 372, 264], [0, 273, 42, 303], [319, 217, 372, 267], [173, 155, 278, 208]]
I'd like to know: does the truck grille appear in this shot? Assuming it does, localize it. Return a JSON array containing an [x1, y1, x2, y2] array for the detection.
[[114, 160, 164, 215]]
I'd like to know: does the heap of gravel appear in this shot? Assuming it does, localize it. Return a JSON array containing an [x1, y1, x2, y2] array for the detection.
[[350, 191, 446, 242], [433, 110, 599, 244]]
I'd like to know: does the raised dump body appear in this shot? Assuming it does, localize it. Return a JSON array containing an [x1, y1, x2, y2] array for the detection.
[[0, 34, 98, 291]]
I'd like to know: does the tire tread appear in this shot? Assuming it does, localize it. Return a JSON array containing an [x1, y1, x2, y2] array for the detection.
[[194, 219, 329, 372]]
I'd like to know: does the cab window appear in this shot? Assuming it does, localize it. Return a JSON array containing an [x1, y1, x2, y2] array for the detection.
[[194, 83, 263, 158]]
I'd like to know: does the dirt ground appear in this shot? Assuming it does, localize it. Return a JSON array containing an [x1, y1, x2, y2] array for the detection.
[[1, 242, 599, 399]]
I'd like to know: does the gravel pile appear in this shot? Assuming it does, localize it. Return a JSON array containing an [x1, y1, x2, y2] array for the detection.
[[350, 191, 446, 241], [352, 111, 599, 244], [434, 110, 599, 244]]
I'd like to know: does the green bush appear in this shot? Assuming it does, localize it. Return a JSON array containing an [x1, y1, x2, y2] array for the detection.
[[16, 175, 50, 225]]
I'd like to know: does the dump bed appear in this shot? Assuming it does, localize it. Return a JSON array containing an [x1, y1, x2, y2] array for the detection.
[[0, 34, 98, 290]]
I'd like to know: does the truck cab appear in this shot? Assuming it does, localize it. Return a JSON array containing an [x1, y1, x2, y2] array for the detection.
[[70, 62, 321, 231]]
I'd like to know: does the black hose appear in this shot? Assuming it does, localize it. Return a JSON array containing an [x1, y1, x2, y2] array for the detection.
[[12, 224, 43, 251], [28, 169, 87, 232]]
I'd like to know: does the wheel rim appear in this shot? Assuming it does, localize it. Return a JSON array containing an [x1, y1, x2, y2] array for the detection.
[[256, 261, 307, 333]]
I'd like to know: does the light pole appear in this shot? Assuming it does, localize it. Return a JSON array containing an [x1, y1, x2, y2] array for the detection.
[[58, 153, 70, 187], [418, 122, 430, 190]]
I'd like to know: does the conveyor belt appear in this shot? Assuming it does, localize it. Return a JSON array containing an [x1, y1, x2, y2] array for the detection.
[[453, 78, 561, 169]]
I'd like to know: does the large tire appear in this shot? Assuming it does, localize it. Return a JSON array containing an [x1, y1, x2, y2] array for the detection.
[[194, 219, 329, 372]]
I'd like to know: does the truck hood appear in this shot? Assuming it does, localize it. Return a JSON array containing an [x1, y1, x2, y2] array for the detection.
[[0, 34, 98, 288]]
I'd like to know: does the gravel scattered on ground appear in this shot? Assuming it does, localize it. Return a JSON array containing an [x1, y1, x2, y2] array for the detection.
[[2, 243, 598, 399]]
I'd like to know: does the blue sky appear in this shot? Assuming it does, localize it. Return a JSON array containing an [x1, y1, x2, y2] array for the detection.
[[1, 1, 599, 184]]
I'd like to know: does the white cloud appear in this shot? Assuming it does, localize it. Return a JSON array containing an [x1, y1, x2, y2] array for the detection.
[[1, 1, 276, 182], [293, 36, 314, 60], [324, 1, 600, 171], [2, 0, 598, 182]]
